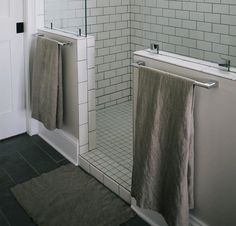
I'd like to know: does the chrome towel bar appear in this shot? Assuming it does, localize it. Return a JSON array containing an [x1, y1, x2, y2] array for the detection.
[[132, 61, 218, 89], [33, 33, 72, 46]]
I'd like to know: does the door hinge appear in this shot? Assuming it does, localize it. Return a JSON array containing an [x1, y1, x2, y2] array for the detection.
[[16, 22, 24, 33]]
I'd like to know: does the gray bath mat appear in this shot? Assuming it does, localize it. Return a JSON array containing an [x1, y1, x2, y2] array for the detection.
[[11, 164, 135, 226]]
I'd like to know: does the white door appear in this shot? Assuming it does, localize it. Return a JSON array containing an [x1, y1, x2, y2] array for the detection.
[[0, 0, 26, 140]]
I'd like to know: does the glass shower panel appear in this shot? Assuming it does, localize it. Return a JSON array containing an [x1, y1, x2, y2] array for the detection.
[[133, 0, 236, 68], [44, 0, 87, 36]]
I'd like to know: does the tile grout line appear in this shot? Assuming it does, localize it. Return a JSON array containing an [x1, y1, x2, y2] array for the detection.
[[0, 209, 11, 226], [2, 168, 16, 185], [17, 152, 40, 176], [31, 140, 63, 165], [56, 158, 69, 165]]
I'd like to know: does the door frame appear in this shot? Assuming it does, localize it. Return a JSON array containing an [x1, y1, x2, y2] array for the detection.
[[24, 0, 44, 136]]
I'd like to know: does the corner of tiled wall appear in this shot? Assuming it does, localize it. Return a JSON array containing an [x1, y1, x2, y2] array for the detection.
[[87, 36, 97, 152], [77, 38, 89, 155], [77, 35, 96, 155]]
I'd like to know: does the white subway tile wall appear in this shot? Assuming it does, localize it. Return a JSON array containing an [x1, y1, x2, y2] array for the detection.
[[87, 0, 132, 109], [130, 0, 236, 66], [86, 36, 97, 152], [77, 36, 96, 154], [45, 0, 236, 109], [45, 0, 132, 108]]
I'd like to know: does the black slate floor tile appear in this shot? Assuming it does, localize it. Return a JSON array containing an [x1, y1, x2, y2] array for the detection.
[[0, 133, 145, 226], [0, 190, 36, 226], [0, 134, 25, 150], [0, 134, 32, 157], [0, 210, 10, 226], [0, 134, 67, 225], [0, 170, 15, 191], [31, 135, 65, 162], [0, 156, 10, 167], [57, 158, 70, 166], [2, 153, 38, 184], [17, 143, 59, 174], [120, 215, 150, 226]]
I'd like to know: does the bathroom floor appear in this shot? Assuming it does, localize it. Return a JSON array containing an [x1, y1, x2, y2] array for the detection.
[[82, 101, 133, 191], [0, 133, 148, 226], [0, 134, 68, 226]]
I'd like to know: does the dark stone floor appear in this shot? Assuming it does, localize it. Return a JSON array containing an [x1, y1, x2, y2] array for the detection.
[[0, 133, 149, 226], [0, 133, 69, 226], [121, 216, 150, 226]]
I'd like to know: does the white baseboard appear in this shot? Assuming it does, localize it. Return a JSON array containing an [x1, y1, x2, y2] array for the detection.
[[190, 214, 208, 226], [39, 125, 79, 165], [131, 198, 208, 226], [131, 203, 168, 226], [27, 119, 39, 136]]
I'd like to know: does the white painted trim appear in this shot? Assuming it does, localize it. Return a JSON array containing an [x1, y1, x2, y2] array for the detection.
[[39, 125, 79, 165], [24, 0, 39, 136], [131, 205, 209, 226], [131, 204, 167, 226], [190, 214, 208, 226], [134, 50, 236, 81]]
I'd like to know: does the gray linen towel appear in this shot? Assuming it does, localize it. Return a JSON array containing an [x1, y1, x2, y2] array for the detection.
[[31, 37, 63, 130], [131, 66, 195, 226]]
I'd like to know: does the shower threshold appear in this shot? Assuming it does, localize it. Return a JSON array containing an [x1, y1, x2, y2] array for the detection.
[[81, 101, 133, 191]]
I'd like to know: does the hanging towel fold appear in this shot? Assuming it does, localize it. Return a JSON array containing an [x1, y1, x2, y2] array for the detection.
[[131, 66, 195, 226], [31, 36, 63, 130]]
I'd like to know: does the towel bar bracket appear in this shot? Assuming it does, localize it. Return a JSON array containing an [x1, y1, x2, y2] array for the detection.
[[135, 61, 145, 66]]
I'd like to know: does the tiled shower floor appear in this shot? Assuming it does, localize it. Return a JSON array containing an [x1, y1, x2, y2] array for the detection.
[[82, 101, 133, 191]]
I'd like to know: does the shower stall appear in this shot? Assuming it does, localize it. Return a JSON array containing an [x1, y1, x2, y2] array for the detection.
[[44, 0, 134, 191], [43, 0, 236, 225]]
